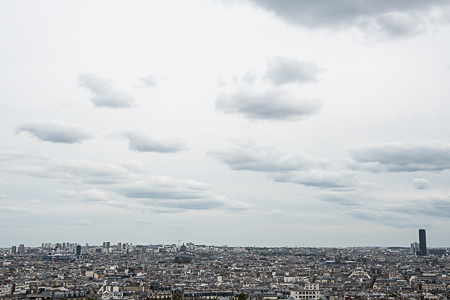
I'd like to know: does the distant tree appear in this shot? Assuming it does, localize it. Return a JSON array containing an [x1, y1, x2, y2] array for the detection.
[[238, 292, 248, 300]]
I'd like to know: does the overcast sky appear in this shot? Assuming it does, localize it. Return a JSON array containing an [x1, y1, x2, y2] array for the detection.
[[1, 0, 450, 248]]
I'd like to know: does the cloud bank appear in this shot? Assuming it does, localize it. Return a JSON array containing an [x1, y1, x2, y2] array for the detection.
[[0, 151, 252, 213]]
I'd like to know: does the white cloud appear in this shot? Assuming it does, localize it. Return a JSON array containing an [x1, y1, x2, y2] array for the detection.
[[80, 189, 109, 201], [29, 199, 42, 204], [78, 73, 135, 108], [16, 119, 92, 144]]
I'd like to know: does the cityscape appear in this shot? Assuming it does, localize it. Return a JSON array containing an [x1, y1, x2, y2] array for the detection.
[[2, 1, 450, 300], [1, 230, 449, 300]]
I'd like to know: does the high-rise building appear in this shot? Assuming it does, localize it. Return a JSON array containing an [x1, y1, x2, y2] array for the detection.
[[419, 229, 427, 256], [410, 242, 419, 255], [76, 245, 82, 256], [11, 246, 17, 254], [18, 244, 25, 254], [117, 242, 122, 251]]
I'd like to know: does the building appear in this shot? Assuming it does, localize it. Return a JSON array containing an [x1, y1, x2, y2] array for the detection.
[[419, 229, 427, 256], [76, 245, 82, 256], [18, 244, 25, 254], [11, 246, 16, 254], [290, 283, 320, 300], [410, 242, 419, 255]]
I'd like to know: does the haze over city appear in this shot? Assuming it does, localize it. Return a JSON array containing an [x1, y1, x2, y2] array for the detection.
[[1, 0, 450, 247]]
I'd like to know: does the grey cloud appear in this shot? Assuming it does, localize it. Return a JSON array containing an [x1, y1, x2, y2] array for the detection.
[[113, 176, 253, 212], [215, 87, 322, 121], [208, 142, 329, 172], [348, 209, 414, 228], [272, 170, 357, 188], [74, 220, 93, 226], [413, 178, 430, 190], [78, 73, 135, 108], [124, 131, 187, 153], [115, 176, 211, 200], [16, 120, 92, 144], [248, 0, 450, 37], [374, 13, 426, 37], [140, 194, 253, 212], [135, 219, 152, 224], [348, 197, 450, 228], [140, 75, 157, 88], [348, 141, 450, 172], [5, 158, 136, 185], [0, 152, 252, 212], [117, 160, 146, 173], [264, 209, 284, 217], [265, 57, 322, 85], [389, 197, 450, 219], [56, 189, 78, 198], [241, 71, 257, 84], [0, 151, 40, 162], [317, 192, 363, 206]]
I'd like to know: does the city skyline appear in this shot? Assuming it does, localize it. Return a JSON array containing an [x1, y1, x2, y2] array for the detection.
[[4, 228, 449, 249], [1, 1, 450, 247]]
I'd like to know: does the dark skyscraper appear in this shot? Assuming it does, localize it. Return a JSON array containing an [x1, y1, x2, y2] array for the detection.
[[419, 229, 427, 256], [76, 245, 82, 256]]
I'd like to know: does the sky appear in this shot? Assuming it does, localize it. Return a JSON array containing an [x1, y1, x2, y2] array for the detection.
[[1, 0, 450, 248]]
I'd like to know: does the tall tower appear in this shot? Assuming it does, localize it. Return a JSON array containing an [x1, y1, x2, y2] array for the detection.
[[419, 229, 427, 256]]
